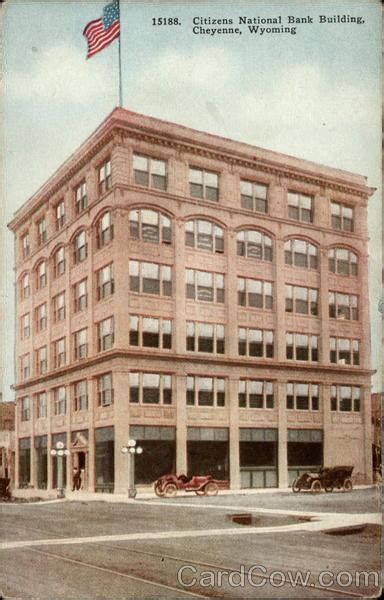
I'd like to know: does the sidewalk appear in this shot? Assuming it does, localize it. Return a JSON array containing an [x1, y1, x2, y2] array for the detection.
[[9, 484, 375, 503]]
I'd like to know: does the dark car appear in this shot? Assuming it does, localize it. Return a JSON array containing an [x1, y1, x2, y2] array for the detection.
[[292, 466, 354, 493], [154, 474, 228, 497]]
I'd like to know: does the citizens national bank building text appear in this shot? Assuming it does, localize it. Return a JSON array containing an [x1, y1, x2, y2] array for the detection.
[[9, 108, 374, 493]]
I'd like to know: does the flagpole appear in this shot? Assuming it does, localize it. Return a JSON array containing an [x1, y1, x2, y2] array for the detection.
[[118, 0, 123, 107]]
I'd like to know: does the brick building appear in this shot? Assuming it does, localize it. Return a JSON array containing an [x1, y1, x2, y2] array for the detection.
[[8, 108, 374, 493], [0, 399, 15, 481]]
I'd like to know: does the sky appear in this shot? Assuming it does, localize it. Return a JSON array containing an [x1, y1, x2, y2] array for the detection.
[[1, 0, 382, 401]]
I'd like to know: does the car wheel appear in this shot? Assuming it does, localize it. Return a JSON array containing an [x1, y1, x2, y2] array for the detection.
[[292, 478, 301, 493], [343, 478, 353, 492], [164, 483, 177, 497], [154, 483, 165, 497], [310, 480, 322, 493], [204, 482, 219, 496]]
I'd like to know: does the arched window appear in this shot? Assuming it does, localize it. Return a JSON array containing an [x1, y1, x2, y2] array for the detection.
[[73, 230, 87, 264], [53, 246, 66, 278], [96, 211, 114, 248], [284, 239, 318, 270], [236, 230, 273, 261], [36, 261, 47, 290], [185, 219, 224, 253], [129, 208, 172, 244], [328, 247, 358, 276]]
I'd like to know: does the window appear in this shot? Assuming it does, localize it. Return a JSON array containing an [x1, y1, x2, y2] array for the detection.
[[73, 231, 87, 263], [21, 233, 30, 258], [330, 337, 360, 365], [129, 372, 172, 405], [238, 278, 273, 310], [97, 212, 114, 247], [288, 191, 313, 222], [331, 385, 360, 412], [284, 239, 318, 269], [240, 180, 268, 213], [186, 322, 225, 354], [53, 338, 66, 368], [36, 346, 47, 375], [133, 154, 167, 190], [97, 264, 114, 299], [186, 269, 224, 303], [73, 279, 87, 312], [286, 383, 319, 410], [53, 292, 65, 322], [237, 230, 273, 261], [36, 392, 47, 419], [286, 333, 318, 362], [21, 355, 30, 380], [54, 246, 66, 277], [238, 328, 274, 358], [129, 261, 172, 297], [186, 376, 225, 407], [185, 219, 224, 253], [55, 200, 65, 229], [329, 291, 358, 320], [37, 217, 47, 246], [189, 168, 219, 201], [331, 202, 353, 232], [328, 248, 358, 276], [21, 397, 30, 421], [54, 386, 66, 415], [129, 208, 172, 244], [285, 285, 318, 316], [75, 181, 87, 213], [21, 273, 30, 299], [98, 373, 113, 406], [98, 159, 111, 194], [239, 380, 274, 409], [129, 315, 172, 349], [21, 314, 30, 339], [74, 328, 88, 360], [36, 303, 47, 332], [98, 317, 114, 351], [74, 380, 88, 411], [37, 261, 47, 289]]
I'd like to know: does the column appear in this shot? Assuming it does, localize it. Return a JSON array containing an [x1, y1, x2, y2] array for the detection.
[[277, 381, 288, 488], [87, 377, 96, 492], [322, 384, 332, 465], [30, 396, 37, 488], [362, 384, 373, 484], [359, 255, 370, 370], [274, 236, 286, 362], [113, 369, 130, 494], [65, 385, 71, 490], [46, 390, 53, 490], [226, 231, 238, 357], [113, 207, 130, 348], [174, 219, 186, 354], [229, 377, 240, 490], [176, 375, 187, 474], [319, 245, 330, 365], [14, 400, 20, 488]]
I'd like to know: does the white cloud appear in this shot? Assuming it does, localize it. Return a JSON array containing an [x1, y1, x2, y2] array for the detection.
[[6, 44, 108, 103]]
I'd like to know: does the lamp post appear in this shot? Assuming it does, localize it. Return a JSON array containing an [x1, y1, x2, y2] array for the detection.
[[50, 441, 70, 498], [121, 439, 143, 498]]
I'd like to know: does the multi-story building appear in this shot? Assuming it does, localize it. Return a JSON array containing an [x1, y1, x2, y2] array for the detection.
[[8, 108, 374, 493]]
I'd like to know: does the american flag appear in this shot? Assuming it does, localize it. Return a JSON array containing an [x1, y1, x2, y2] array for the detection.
[[83, 0, 120, 59]]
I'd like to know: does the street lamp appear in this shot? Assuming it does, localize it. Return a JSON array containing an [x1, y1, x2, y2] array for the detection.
[[121, 439, 143, 498], [50, 441, 70, 498]]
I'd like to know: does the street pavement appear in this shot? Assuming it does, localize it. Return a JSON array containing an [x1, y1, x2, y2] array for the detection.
[[0, 488, 381, 599]]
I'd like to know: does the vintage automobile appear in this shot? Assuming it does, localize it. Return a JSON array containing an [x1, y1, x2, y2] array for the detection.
[[154, 474, 227, 497], [292, 466, 354, 493], [0, 477, 11, 501]]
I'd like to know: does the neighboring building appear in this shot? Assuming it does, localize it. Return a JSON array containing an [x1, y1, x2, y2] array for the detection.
[[8, 108, 374, 493], [0, 401, 15, 482], [371, 392, 382, 478]]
